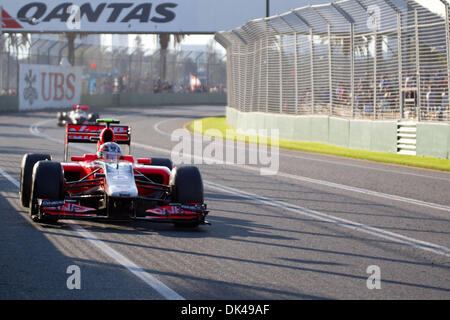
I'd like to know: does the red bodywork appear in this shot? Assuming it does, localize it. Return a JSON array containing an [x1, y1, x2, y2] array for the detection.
[[38, 122, 208, 224], [73, 104, 90, 111]]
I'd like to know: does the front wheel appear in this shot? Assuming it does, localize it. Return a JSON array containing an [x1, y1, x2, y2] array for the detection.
[[170, 166, 204, 228], [20, 153, 51, 208], [29, 161, 64, 223]]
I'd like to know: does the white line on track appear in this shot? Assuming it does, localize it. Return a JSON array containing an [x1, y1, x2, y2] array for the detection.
[[31, 118, 450, 214], [267, 148, 450, 182], [27, 118, 450, 259], [42, 106, 450, 182], [204, 181, 450, 258], [6, 120, 187, 300], [134, 141, 450, 213], [154, 118, 175, 137], [0, 167, 20, 188], [188, 129, 450, 183], [24, 109, 450, 182], [0, 170, 185, 300], [150, 118, 450, 211], [153, 115, 450, 182], [141, 117, 450, 211], [71, 226, 184, 300]]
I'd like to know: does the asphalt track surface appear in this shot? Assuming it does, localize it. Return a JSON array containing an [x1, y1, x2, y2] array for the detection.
[[0, 105, 449, 300]]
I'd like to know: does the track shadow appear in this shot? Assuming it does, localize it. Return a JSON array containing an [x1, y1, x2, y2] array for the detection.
[[0, 190, 158, 299]]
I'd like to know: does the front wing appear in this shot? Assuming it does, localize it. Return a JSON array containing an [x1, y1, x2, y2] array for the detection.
[[38, 199, 209, 224]]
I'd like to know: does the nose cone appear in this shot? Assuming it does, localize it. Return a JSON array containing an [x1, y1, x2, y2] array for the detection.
[[104, 162, 138, 198]]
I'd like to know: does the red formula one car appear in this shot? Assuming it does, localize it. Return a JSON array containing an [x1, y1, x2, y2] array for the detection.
[[20, 119, 209, 228]]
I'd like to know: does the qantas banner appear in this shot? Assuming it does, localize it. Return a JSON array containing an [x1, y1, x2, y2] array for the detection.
[[18, 64, 83, 110], [0, 0, 276, 33]]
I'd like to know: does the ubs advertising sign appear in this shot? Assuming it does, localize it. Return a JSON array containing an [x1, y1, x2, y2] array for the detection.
[[19, 64, 82, 110], [0, 0, 275, 33]]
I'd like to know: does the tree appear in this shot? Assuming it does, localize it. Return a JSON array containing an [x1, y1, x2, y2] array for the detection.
[[206, 39, 226, 88], [131, 35, 145, 92], [4, 32, 29, 92], [65, 32, 88, 66], [158, 33, 187, 81], [6, 32, 29, 61]]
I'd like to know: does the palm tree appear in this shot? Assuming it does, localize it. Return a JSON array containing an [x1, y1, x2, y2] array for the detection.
[[4, 32, 29, 92], [158, 33, 187, 81], [6, 33, 29, 61], [65, 32, 88, 66]]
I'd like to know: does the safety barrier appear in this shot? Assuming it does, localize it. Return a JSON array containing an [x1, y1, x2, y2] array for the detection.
[[0, 92, 227, 113], [226, 106, 450, 159], [216, 0, 450, 123]]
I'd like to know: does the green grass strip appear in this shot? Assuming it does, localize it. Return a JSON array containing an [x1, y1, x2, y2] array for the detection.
[[189, 116, 450, 172]]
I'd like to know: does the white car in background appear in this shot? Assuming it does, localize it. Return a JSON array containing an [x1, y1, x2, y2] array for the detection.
[[57, 104, 100, 127]]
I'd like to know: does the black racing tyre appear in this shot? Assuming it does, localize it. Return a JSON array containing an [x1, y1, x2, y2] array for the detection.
[[29, 161, 64, 223], [57, 112, 65, 126], [170, 166, 204, 228], [20, 153, 51, 208], [88, 113, 99, 122], [170, 166, 203, 204], [150, 158, 173, 171]]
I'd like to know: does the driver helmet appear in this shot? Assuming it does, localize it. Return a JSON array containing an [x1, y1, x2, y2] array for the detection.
[[97, 142, 122, 161]]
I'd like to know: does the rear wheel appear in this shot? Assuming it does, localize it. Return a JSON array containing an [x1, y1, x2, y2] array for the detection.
[[170, 166, 204, 228], [29, 161, 64, 223], [88, 113, 99, 123], [150, 158, 173, 171], [57, 112, 65, 126], [20, 154, 51, 208]]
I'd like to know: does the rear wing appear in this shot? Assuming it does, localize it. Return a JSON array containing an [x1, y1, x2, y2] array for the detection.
[[73, 104, 89, 111], [65, 123, 131, 161]]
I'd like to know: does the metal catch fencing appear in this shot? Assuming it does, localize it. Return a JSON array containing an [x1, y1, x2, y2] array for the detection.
[[215, 0, 450, 122], [0, 37, 227, 96]]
